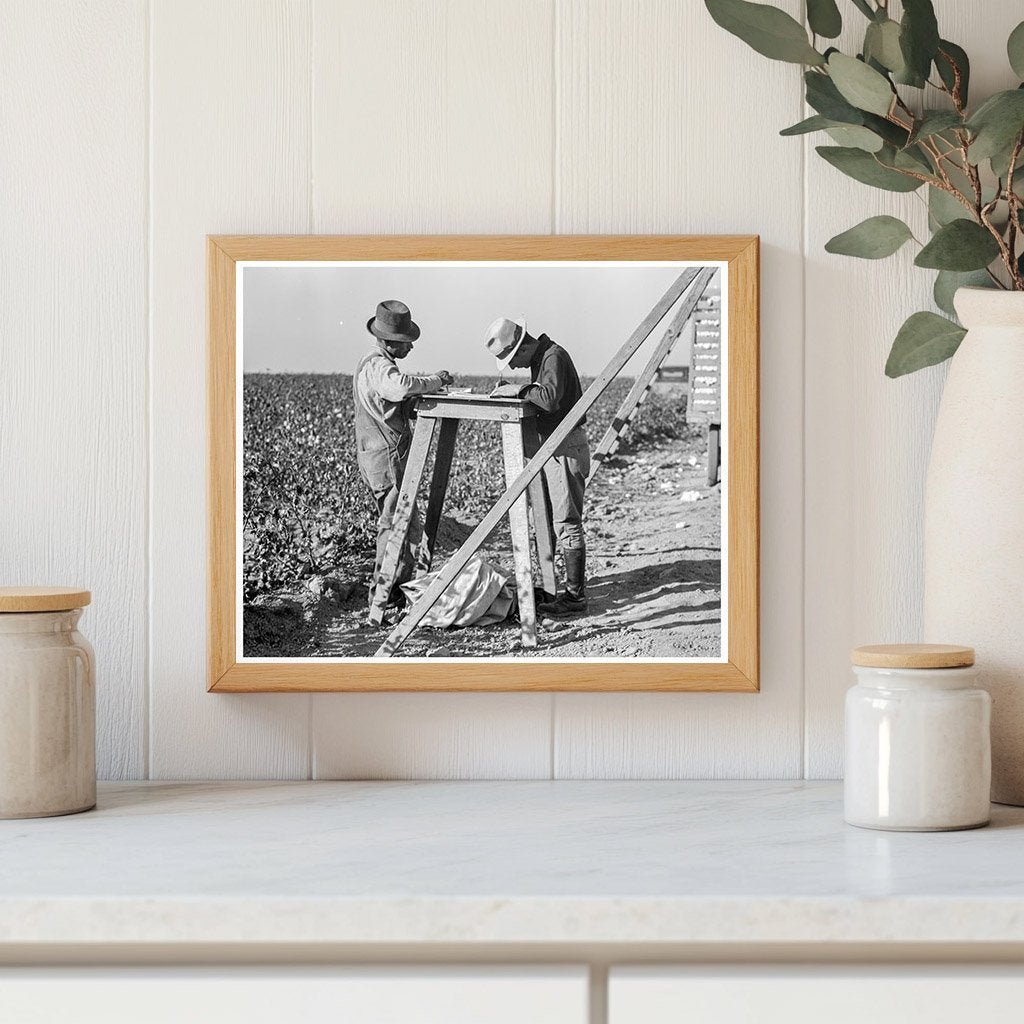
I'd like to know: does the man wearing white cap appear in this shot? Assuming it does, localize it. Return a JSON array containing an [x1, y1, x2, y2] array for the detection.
[[486, 317, 590, 617], [355, 300, 453, 614]]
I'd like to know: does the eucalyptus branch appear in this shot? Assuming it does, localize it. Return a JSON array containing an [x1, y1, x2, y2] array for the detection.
[[873, 158, 941, 189], [928, 134, 967, 169], [919, 138, 953, 185], [1007, 136, 1024, 288], [978, 200, 1018, 286], [958, 136, 984, 209], [893, 92, 916, 121], [704, 0, 1024, 373], [936, 46, 966, 115]]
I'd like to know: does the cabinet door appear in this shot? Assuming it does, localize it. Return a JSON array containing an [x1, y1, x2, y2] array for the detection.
[[0, 967, 588, 1024], [610, 967, 1024, 1024]]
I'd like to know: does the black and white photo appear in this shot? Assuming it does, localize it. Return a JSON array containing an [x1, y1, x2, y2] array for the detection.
[[238, 259, 727, 662]]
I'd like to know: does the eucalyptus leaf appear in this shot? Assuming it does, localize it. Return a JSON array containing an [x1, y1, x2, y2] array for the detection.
[[898, 0, 940, 88], [862, 112, 911, 148], [826, 125, 884, 152], [942, 161, 983, 206], [966, 89, 1024, 163], [825, 215, 914, 259], [864, 19, 905, 74], [907, 111, 962, 146], [780, 114, 835, 136], [705, 0, 825, 64], [883, 143, 933, 175], [933, 270, 992, 317], [935, 40, 970, 106], [991, 140, 1024, 181], [914, 219, 1001, 271], [827, 52, 894, 116], [816, 145, 923, 191], [988, 111, 1024, 178], [1008, 21, 1024, 80], [805, 70, 868, 124], [885, 311, 966, 377], [928, 185, 970, 228], [807, 0, 841, 39]]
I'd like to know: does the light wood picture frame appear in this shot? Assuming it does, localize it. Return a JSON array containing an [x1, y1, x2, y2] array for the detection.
[[209, 235, 759, 692]]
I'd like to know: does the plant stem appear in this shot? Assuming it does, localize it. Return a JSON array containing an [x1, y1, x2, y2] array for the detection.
[[894, 93, 915, 121], [936, 46, 967, 116], [1007, 137, 1024, 289]]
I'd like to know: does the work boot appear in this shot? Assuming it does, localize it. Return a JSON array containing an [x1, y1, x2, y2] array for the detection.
[[538, 546, 588, 618]]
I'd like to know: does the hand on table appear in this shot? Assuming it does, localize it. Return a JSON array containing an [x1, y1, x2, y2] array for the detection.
[[490, 382, 523, 399]]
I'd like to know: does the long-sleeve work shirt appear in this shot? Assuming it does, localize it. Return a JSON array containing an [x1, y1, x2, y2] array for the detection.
[[353, 345, 444, 453], [519, 334, 585, 439]]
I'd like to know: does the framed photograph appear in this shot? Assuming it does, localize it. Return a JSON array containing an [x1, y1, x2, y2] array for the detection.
[[208, 235, 758, 692]]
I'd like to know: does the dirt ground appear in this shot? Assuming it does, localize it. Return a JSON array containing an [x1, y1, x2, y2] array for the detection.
[[259, 432, 722, 660]]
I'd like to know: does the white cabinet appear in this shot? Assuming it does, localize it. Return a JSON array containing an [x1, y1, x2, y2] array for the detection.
[[610, 967, 1024, 1024], [0, 967, 588, 1024]]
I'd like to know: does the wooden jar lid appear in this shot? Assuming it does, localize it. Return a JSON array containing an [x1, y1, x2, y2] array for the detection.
[[0, 587, 91, 613], [851, 644, 975, 669]]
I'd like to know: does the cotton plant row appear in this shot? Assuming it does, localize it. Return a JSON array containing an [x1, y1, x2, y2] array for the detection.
[[241, 374, 694, 601], [706, 0, 1024, 376]]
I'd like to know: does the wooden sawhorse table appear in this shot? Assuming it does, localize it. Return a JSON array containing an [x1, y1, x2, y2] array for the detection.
[[368, 393, 558, 648]]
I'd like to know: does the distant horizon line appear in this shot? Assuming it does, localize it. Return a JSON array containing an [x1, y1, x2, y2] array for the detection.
[[242, 369, 672, 378]]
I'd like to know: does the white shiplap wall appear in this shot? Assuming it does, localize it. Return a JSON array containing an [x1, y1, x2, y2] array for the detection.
[[2, 0, 1016, 780], [1, 1, 149, 778]]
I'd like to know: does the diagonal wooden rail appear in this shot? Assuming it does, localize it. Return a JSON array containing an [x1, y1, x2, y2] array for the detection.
[[586, 290, 698, 485], [375, 267, 715, 657]]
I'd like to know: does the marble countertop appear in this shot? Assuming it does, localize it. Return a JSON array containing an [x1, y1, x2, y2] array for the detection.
[[3, 781, 1024, 951]]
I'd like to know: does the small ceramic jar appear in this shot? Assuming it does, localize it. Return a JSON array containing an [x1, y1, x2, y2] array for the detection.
[[0, 587, 95, 818], [844, 644, 990, 831]]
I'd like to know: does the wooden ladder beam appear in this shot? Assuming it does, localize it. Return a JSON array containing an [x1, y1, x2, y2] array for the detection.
[[586, 285, 707, 485], [375, 267, 714, 658]]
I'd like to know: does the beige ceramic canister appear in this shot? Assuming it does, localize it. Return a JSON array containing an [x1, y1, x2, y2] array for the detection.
[[844, 644, 990, 832], [0, 587, 96, 818]]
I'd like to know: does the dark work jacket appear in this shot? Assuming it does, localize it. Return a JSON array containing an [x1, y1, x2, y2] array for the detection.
[[520, 334, 585, 440]]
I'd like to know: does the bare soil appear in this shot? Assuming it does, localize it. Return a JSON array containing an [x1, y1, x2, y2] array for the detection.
[[257, 434, 722, 660]]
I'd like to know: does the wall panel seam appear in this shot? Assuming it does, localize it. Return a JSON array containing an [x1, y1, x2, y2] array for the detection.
[[550, 0, 560, 781], [308, 0, 315, 236], [307, 0, 315, 777], [551, 0, 560, 235], [800, 58, 809, 781], [145, 0, 154, 781]]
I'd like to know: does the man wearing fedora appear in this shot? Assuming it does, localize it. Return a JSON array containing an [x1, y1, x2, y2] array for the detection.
[[355, 299, 453, 614], [486, 317, 590, 618]]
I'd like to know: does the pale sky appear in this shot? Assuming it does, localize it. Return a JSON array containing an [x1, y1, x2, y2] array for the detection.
[[242, 263, 722, 377]]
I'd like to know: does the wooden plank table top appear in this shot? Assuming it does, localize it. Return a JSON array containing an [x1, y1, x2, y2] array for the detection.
[[416, 393, 537, 422]]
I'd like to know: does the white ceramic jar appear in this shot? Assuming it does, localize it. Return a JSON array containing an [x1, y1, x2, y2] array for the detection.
[[0, 587, 95, 818], [844, 644, 990, 832]]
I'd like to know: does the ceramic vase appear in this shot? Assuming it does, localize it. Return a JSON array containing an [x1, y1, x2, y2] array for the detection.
[[923, 287, 1024, 805]]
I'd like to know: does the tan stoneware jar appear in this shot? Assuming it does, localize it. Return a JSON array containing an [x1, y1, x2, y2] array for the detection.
[[0, 587, 95, 818]]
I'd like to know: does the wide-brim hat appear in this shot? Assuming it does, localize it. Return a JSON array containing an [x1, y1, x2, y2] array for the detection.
[[484, 316, 527, 370], [367, 299, 421, 343]]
